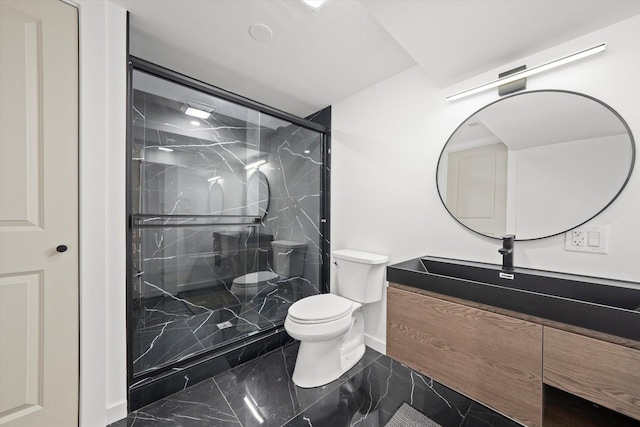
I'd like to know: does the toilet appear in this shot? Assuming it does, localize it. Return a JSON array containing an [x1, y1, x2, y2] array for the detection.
[[230, 240, 307, 297], [284, 249, 388, 388]]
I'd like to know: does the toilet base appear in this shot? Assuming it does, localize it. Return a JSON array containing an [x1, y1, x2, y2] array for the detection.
[[291, 311, 365, 388]]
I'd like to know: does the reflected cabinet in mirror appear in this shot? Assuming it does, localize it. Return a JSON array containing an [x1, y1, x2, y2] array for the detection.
[[437, 90, 635, 240]]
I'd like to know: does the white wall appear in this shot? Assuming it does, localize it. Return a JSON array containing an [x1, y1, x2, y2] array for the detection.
[[76, 0, 128, 425], [331, 16, 640, 353]]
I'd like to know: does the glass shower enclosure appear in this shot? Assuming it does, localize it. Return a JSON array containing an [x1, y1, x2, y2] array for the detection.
[[127, 59, 329, 408]]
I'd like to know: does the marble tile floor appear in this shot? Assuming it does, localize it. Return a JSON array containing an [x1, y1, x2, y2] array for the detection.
[[111, 342, 522, 427], [131, 278, 318, 376]]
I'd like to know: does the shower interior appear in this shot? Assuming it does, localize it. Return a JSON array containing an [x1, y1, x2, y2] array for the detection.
[[128, 66, 327, 400]]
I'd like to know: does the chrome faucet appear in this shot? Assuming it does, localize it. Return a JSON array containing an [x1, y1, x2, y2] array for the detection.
[[498, 235, 515, 272]]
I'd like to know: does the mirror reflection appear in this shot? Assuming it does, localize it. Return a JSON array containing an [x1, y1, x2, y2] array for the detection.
[[437, 90, 635, 240], [247, 170, 270, 219]]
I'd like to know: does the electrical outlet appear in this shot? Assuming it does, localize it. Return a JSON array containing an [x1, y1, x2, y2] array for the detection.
[[571, 230, 584, 247], [565, 225, 609, 254]]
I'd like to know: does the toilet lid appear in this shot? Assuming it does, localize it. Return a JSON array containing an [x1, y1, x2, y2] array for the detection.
[[288, 294, 353, 324], [233, 271, 278, 286]]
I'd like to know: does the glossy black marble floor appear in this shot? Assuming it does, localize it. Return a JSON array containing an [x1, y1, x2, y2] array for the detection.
[[131, 277, 318, 377], [111, 342, 521, 427]]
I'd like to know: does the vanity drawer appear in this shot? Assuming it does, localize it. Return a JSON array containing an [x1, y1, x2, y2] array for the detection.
[[543, 327, 640, 421], [387, 286, 543, 427]]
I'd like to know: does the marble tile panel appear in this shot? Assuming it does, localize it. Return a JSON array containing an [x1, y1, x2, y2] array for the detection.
[[133, 318, 207, 375], [185, 303, 270, 347], [370, 356, 472, 426], [283, 354, 472, 427], [129, 329, 292, 411], [111, 379, 241, 426], [132, 286, 293, 376], [246, 277, 320, 326], [133, 295, 194, 329], [460, 402, 523, 427], [214, 342, 381, 427]]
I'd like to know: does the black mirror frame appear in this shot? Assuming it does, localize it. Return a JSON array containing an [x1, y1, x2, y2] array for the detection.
[[436, 90, 636, 241]]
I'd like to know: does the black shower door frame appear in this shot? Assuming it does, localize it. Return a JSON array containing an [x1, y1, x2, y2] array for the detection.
[[125, 56, 331, 406]]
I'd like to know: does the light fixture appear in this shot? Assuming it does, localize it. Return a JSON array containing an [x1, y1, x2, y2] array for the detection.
[[446, 43, 606, 102], [184, 107, 210, 119], [245, 159, 266, 170], [158, 147, 173, 152], [208, 176, 221, 182], [304, 150, 310, 154], [301, 0, 327, 10], [182, 99, 216, 119], [190, 120, 200, 126]]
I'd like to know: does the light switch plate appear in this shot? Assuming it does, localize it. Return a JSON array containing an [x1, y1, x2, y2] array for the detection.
[[565, 225, 609, 254]]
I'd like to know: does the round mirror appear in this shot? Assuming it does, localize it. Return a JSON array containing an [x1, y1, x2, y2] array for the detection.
[[247, 170, 270, 219], [437, 90, 635, 240], [208, 182, 223, 215]]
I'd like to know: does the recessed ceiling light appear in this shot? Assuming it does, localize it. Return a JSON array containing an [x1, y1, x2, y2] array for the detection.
[[182, 99, 215, 119], [184, 107, 210, 119], [302, 0, 327, 10], [190, 120, 200, 126], [304, 150, 310, 154], [248, 23, 273, 43]]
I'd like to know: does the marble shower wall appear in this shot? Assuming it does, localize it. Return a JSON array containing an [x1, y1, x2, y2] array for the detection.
[[260, 124, 324, 294], [129, 70, 326, 385]]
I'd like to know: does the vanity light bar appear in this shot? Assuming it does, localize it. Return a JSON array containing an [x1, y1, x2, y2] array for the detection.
[[446, 43, 606, 102]]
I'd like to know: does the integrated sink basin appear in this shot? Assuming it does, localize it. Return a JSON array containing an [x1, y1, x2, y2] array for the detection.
[[387, 256, 640, 342]]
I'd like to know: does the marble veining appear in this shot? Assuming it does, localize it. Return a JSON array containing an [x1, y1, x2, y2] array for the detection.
[[112, 342, 522, 427]]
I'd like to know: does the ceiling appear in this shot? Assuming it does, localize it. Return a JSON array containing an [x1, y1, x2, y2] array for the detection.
[[110, 0, 640, 118]]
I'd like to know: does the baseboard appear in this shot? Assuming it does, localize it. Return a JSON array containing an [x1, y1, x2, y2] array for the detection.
[[364, 333, 386, 355], [106, 400, 128, 425]]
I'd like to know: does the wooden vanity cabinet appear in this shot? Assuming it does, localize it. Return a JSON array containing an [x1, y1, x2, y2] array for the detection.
[[387, 286, 544, 427], [387, 284, 640, 426], [543, 327, 640, 421]]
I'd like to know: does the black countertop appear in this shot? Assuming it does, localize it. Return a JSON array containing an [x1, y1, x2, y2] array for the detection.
[[387, 256, 640, 343]]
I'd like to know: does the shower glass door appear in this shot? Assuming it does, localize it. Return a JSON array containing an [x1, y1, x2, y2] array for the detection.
[[128, 67, 326, 380]]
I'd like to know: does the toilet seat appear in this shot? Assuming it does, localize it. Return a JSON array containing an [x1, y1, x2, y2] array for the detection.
[[230, 271, 278, 297], [288, 294, 353, 324], [232, 271, 278, 286]]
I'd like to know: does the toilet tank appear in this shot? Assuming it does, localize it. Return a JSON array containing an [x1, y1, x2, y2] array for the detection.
[[333, 249, 389, 303], [272, 240, 307, 277]]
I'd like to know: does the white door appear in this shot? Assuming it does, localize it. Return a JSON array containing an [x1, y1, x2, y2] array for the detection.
[[445, 143, 508, 237], [0, 1, 79, 426]]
